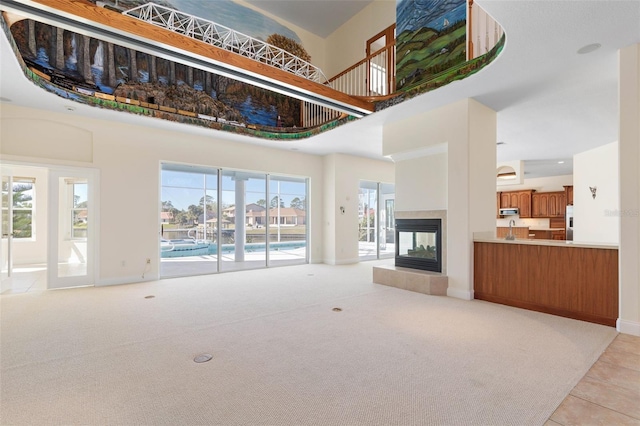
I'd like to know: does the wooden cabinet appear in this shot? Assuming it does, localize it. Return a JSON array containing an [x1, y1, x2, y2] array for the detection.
[[552, 230, 566, 240], [532, 193, 549, 217], [548, 192, 566, 217], [497, 190, 533, 218], [532, 191, 565, 218], [564, 185, 574, 205], [519, 191, 531, 218]]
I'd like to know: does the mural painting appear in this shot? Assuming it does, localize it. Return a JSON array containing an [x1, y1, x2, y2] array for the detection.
[[396, 0, 467, 91], [1, 0, 504, 140], [8, 0, 314, 131]]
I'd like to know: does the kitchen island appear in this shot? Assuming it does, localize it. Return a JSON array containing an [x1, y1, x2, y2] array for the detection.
[[473, 233, 618, 326]]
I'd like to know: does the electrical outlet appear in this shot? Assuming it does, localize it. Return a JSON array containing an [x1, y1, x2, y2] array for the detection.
[[146, 258, 151, 264]]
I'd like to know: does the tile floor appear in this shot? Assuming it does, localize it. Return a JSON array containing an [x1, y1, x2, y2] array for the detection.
[[547, 333, 640, 425]]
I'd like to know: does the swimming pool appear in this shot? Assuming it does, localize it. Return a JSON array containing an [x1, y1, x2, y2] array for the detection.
[[161, 239, 306, 258]]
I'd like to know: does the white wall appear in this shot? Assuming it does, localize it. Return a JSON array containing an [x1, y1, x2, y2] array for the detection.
[[383, 98, 496, 299], [618, 43, 640, 336], [573, 141, 619, 244], [1, 104, 326, 285], [497, 174, 573, 193], [323, 0, 396, 78], [394, 149, 447, 211], [322, 153, 394, 264], [235, 0, 328, 72]]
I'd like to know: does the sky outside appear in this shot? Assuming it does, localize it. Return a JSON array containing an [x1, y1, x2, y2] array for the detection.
[[161, 170, 305, 210]]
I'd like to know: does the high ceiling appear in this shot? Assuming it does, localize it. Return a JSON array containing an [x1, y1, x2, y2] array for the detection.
[[245, 0, 374, 38], [1, 1, 639, 179]]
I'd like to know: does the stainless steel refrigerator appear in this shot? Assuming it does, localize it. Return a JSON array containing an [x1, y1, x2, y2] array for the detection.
[[566, 205, 574, 241]]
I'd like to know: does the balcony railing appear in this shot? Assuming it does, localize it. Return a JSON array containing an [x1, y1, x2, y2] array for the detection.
[[327, 41, 396, 98], [123, 2, 328, 83]]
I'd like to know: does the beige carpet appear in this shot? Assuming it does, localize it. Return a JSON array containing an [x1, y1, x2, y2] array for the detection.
[[0, 261, 617, 425]]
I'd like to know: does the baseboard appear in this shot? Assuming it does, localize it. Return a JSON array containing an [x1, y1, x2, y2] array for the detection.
[[96, 275, 156, 287], [617, 318, 640, 336], [447, 287, 473, 300], [323, 258, 359, 265]]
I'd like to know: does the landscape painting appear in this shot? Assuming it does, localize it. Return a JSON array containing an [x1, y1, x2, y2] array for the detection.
[[395, 0, 467, 90]]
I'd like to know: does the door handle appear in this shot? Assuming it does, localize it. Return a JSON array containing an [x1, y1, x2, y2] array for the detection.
[[2, 233, 13, 237]]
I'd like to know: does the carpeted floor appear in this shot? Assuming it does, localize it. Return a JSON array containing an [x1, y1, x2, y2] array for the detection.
[[0, 261, 618, 425]]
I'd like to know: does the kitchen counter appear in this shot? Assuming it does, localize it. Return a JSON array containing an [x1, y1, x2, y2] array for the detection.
[[474, 236, 618, 326], [475, 232, 618, 250]]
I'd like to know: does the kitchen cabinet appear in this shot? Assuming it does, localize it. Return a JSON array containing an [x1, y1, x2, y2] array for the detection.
[[532, 191, 565, 218], [497, 190, 533, 218], [564, 185, 574, 205], [519, 191, 531, 218], [552, 230, 566, 240], [532, 193, 549, 217], [529, 229, 551, 239], [496, 227, 530, 239], [548, 192, 566, 217]]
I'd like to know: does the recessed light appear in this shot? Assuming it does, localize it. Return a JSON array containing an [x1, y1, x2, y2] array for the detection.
[[577, 43, 601, 54], [558, 161, 565, 164]]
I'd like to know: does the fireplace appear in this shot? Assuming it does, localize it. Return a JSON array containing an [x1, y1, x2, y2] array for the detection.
[[395, 219, 442, 272]]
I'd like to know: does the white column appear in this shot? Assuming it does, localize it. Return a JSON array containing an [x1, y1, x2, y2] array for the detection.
[[618, 44, 640, 336], [234, 178, 246, 262]]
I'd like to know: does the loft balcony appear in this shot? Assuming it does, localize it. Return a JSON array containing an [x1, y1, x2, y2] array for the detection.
[[0, 0, 504, 139]]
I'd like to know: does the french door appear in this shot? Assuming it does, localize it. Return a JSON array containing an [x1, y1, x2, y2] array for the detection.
[[47, 168, 97, 289], [1, 172, 14, 291]]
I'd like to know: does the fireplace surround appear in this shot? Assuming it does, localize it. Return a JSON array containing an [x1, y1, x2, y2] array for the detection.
[[395, 218, 442, 272]]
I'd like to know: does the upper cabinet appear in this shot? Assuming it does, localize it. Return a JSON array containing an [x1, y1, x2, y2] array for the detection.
[[499, 188, 571, 218], [531, 191, 566, 218], [564, 185, 574, 206], [498, 190, 533, 218]]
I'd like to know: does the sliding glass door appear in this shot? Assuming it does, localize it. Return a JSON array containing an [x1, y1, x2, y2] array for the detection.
[[161, 163, 308, 277], [220, 171, 267, 272], [160, 164, 219, 278], [359, 181, 395, 260], [268, 176, 308, 267]]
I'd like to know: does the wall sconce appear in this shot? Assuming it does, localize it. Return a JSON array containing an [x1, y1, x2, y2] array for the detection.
[[589, 186, 597, 199], [339, 206, 345, 214]]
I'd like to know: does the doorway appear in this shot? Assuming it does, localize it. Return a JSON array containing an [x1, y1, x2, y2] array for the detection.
[[358, 181, 395, 260], [0, 162, 97, 293]]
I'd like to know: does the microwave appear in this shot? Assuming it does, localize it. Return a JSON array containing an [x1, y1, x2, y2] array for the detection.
[[499, 208, 519, 216]]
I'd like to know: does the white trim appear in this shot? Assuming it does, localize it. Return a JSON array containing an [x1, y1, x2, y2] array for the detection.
[[617, 318, 640, 336], [97, 275, 156, 287], [447, 287, 474, 300], [323, 257, 360, 265]]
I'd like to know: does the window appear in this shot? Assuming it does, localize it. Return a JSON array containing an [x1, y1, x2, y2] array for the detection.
[[70, 180, 88, 239], [2, 177, 35, 239]]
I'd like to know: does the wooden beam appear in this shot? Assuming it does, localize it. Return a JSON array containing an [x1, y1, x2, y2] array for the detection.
[[17, 0, 374, 114]]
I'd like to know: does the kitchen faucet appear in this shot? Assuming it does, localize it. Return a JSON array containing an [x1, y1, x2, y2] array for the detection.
[[506, 219, 516, 240]]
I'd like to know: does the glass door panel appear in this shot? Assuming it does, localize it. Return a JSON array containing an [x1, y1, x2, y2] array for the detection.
[[1, 174, 13, 291], [220, 171, 266, 272], [358, 181, 378, 260], [160, 164, 218, 278], [48, 168, 95, 289], [379, 183, 395, 258], [358, 181, 395, 260], [268, 176, 307, 267]]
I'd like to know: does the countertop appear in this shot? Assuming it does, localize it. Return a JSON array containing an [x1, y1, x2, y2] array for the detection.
[[474, 232, 618, 250]]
